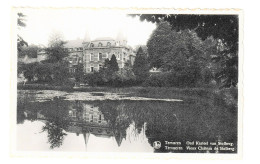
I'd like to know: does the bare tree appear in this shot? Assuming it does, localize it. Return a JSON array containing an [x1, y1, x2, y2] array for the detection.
[[48, 30, 65, 47]]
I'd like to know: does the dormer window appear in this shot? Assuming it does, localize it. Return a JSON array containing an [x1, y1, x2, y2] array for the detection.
[[90, 43, 94, 48], [107, 42, 111, 47], [98, 42, 102, 47]]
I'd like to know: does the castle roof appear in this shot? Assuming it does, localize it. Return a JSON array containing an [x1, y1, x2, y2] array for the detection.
[[64, 39, 84, 48]]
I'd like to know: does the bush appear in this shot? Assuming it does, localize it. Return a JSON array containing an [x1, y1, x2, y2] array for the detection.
[[84, 71, 104, 86], [213, 87, 238, 112], [143, 72, 169, 87], [144, 67, 204, 88], [84, 67, 137, 87]]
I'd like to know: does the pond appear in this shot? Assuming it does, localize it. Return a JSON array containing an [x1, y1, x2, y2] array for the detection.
[[16, 90, 237, 153]]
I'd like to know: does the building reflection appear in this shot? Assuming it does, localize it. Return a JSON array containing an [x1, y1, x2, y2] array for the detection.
[[36, 100, 127, 149]]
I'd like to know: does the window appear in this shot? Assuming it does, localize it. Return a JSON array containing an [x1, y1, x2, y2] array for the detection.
[[94, 54, 98, 61], [70, 110, 76, 118], [99, 53, 102, 61], [90, 114, 93, 122], [98, 115, 102, 123], [91, 67, 94, 72], [107, 42, 111, 47], [98, 42, 102, 47], [83, 112, 87, 120], [102, 53, 107, 58], [72, 58, 77, 64], [91, 53, 94, 61]]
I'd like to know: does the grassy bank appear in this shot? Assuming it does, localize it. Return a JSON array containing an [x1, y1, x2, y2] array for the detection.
[[18, 83, 237, 110], [18, 83, 215, 99], [17, 83, 73, 91]]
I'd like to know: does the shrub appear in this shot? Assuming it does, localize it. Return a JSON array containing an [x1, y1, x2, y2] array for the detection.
[[214, 87, 238, 112], [144, 68, 203, 88], [143, 72, 169, 87], [84, 72, 103, 86]]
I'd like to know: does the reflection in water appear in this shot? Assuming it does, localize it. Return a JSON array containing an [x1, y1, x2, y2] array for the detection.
[[17, 94, 237, 153]]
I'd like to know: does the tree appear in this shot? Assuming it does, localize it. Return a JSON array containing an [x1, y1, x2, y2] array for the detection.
[[44, 31, 68, 63], [146, 22, 218, 87], [146, 21, 175, 69], [44, 42, 68, 63], [19, 45, 39, 58], [103, 58, 110, 69], [133, 47, 150, 83], [109, 54, 119, 72], [48, 31, 65, 47], [21, 62, 38, 82], [134, 45, 148, 54], [52, 61, 71, 85], [42, 121, 67, 149], [74, 63, 84, 83], [130, 14, 238, 88], [17, 13, 28, 53]]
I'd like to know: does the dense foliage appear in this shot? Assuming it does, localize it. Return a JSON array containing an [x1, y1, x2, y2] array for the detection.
[[18, 45, 39, 58], [133, 47, 150, 83], [144, 22, 217, 87], [84, 57, 136, 87], [130, 14, 238, 88], [17, 13, 28, 53], [19, 61, 72, 86], [44, 41, 69, 63], [109, 54, 119, 72]]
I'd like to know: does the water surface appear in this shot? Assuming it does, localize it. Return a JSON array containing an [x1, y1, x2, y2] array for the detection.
[[17, 90, 237, 153]]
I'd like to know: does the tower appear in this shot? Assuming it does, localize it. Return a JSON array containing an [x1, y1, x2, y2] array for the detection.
[[82, 29, 91, 46], [116, 30, 127, 46], [83, 132, 90, 151]]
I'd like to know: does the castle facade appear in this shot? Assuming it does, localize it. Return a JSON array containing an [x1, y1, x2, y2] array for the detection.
[[64, 32, 136, 74]]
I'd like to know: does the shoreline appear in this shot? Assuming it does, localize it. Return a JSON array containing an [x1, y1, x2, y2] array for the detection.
[[17, 83, 237, 106]]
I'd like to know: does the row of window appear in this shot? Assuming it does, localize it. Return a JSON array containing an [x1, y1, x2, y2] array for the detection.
[[87, 65, 124, 73], [67, 47, 83, 52], [90, 42, 111, 48], [87, 52, 127, 61], [69, 110, 103, 123], [69, 68, 76, 73], [82, 114, 103, 123]]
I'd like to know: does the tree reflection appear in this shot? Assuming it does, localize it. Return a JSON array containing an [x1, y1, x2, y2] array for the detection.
[[41, 121, 67, 149]]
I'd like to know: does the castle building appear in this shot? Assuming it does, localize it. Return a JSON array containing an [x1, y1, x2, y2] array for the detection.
[[36, 31, 135, 74], [63, 39, 84, 73], [82, 32, 135, 73]]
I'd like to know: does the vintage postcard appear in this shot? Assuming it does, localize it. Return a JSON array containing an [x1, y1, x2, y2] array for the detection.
[[10, 7, 243, 159]]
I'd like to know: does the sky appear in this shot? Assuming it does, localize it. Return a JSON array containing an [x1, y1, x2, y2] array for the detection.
[[17, 120, 153, 152], [17, 8, 157, 48]]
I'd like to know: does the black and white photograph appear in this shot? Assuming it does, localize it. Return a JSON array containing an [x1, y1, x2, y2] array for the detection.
[[12, 7, 242, 156]]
